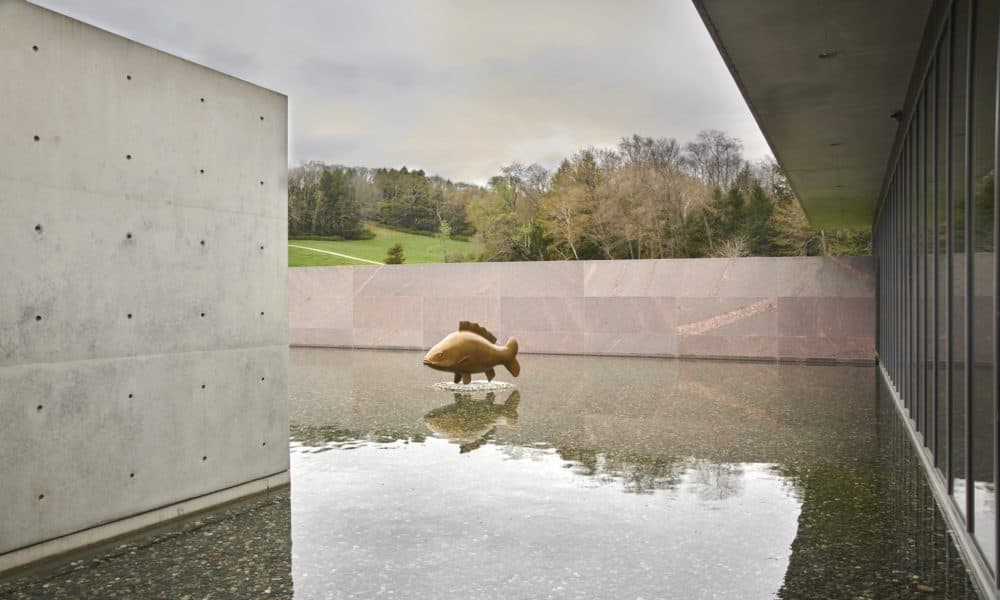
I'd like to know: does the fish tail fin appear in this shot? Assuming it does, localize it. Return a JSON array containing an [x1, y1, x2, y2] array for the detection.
[[504, 337, 520, 377]]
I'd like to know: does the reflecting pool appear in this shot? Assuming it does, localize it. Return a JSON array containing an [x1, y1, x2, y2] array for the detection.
[[0, 348, 982, 598]]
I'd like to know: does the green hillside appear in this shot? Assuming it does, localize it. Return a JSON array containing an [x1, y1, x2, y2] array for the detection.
[[289, 223, 479, 267]]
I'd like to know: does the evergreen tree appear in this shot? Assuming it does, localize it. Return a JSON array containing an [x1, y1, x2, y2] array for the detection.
[[745, 183, 776, 255], [318, 169, 364, 239], [385, 243, 405, 264]]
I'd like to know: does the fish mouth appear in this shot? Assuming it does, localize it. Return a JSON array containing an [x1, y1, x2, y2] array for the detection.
[[423, 360, 450, 372]]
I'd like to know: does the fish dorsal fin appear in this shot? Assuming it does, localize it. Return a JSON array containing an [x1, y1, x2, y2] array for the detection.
[[459, 320, 497, 343]]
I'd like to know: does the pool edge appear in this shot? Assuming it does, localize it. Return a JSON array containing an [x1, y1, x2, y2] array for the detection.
[[0, 470, 290, 575]]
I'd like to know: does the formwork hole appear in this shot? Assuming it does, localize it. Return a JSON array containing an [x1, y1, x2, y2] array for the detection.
[[200, 312, 205, 318], [38, 494, 44, 501], [36, 405, 43, 412], [32, 45, 38, 52], [126, 154, 132, 160], [128, 393, 133, 399], [201, 384, 206, 389], [33, 135, 40, 142], [129, 472, 135, 478], [202, 456, 207, 461], [200, 169, 204, 174], [259, 245, 264, 251], [200, 97, 205, 103], [259, 180, 264, 186], [261, 377, 265, 382], [126, 232, 133, 240], [35, 315, 42, 322], [260, 311, 264, 316], [126, 74, 132, 80], [262, 441, 267, 446], [200, 240, 206, 246], [35, 224, 43, 233], [127, 313, 133, 319], [260, 116, 264, 121]]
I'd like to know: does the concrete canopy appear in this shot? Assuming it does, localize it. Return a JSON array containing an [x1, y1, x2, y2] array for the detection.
[[694, 0, 933, 230]]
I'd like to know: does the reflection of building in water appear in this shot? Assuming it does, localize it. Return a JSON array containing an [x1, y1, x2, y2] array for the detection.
[[779, 382, 978, 598], [424, 391, 520, 453]]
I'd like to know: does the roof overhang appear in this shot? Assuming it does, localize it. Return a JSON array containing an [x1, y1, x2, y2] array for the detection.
[[694, 0, 933, 230]]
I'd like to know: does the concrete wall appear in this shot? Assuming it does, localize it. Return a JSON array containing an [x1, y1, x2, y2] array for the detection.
[[289, 256, 875, 363], [0, 1, 288, 562]]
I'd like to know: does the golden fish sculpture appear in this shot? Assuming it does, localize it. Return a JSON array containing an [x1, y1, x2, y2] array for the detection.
[[422, 321, 520, 384]]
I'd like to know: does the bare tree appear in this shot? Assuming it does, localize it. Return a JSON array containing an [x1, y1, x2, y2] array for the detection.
[[684, 129, 744, 191], [712, 235, 750, 258], [538, 184, 587, 259]]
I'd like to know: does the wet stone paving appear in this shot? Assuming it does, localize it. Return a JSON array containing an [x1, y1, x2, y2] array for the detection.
[[0, 348, 984, 599]]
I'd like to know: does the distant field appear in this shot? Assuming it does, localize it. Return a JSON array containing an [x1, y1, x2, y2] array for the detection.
[[288, 223, 479, 267]]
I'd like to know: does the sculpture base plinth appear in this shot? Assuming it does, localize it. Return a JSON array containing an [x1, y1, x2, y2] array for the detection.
[[432, 380, 516, 392]]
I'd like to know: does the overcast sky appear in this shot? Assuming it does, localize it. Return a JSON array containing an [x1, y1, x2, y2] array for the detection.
[[32, 0, 770, 184]]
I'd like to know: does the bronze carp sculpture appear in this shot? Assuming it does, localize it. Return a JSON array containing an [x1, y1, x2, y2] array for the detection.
[[422, 321, 520, 384]]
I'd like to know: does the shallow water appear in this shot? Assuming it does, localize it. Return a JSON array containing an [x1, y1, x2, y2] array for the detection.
[[0, 349, 982, 598]]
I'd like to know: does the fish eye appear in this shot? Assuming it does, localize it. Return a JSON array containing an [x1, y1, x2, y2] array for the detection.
[[437, 352, 444, 358]]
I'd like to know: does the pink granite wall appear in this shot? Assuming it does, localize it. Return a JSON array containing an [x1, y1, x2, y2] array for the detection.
[[289, 256, 876, 363]]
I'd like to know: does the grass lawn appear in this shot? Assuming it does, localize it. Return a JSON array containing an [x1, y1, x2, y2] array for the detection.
[[287, 245, 363, 267], [289, 223, 480, 267]]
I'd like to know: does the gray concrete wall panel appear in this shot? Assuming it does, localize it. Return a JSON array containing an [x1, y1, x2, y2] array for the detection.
[[0, 1, 288, 557]]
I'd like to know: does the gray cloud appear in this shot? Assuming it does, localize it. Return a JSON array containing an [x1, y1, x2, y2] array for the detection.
[[298, 56, 425, 96], [199, 42, 258, 75], [31, 0, 770, 184], [293, 134, 362, 164]]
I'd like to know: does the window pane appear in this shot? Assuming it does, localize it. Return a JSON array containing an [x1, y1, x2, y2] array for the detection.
[[950, 0, 968, 513], [970, 0, 997, 568], [936, 24, 951, 474]]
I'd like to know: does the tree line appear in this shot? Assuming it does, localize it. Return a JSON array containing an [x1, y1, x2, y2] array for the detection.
[[288, 129, 870, 259]]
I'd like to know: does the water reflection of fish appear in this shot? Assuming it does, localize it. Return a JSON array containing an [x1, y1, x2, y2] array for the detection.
[[423, 391, 520, 453]]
